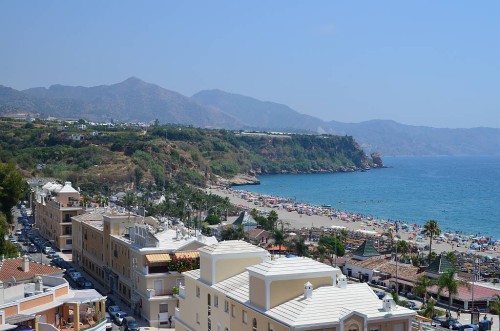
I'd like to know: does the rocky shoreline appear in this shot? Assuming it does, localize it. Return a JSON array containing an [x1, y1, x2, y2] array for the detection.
[[215, 165, 385, 186]]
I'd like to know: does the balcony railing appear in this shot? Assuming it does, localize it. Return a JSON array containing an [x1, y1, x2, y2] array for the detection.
[[178, 285, 186, 299], [147, 288, 174, 297], [175, 307, 180, 320]]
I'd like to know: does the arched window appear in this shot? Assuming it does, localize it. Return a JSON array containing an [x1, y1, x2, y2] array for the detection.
[[252, 318, 257, 331]]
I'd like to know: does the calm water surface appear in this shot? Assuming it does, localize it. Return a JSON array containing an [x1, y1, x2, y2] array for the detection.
[[238, 156, 500, 239]]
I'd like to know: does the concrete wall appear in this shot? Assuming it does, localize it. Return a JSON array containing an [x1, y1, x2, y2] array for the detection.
[[249, 276, 266, 310], [269, 276, 332, 309], [215, 257, 263, 283]]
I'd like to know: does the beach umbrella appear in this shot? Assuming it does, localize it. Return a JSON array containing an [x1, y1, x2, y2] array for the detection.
[[485, 255, 493, 260]]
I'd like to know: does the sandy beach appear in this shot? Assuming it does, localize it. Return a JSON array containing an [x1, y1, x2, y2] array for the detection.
[[210, 187, 499, 257]]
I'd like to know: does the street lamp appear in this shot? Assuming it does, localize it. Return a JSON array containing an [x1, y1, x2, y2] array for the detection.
[[39, 239, 54, 263], [471, 258, 480, 311]]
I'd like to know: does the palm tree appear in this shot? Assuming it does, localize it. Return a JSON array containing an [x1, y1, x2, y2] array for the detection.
[[414, 275, 433, 303], [396, 240, 410, 259], [435, 270, 470, 313], [423, 220, 441, 263], [273, 229, 285, 257], [289, 237, 309, 257]]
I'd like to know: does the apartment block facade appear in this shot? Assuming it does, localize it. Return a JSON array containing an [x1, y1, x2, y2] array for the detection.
[[34, 181, 83, 251], [72, 211, 217, 326]]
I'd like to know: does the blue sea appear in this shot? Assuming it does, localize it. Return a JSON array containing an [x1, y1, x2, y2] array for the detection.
[[238, 156, 500, 239]]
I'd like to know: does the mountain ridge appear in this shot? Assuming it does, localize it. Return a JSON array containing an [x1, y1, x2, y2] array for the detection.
[[2, 77, 500, 156]]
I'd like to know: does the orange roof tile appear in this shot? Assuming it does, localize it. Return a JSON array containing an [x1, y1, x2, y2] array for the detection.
[[0, 258, 64, 282]]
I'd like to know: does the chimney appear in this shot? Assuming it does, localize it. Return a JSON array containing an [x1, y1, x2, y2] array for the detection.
[[34, 275, 43, 292], [339, 275, 347, 289], [304, 281, 313, 299], [22, 255, 30, 272], [383, 294, 396, 312]]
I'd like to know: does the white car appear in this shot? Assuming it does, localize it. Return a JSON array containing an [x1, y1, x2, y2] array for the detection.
[[105, 313, 113, 330]]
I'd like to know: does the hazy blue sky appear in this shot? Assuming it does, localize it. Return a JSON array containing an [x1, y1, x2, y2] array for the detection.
[[1, 1, 499, 128]]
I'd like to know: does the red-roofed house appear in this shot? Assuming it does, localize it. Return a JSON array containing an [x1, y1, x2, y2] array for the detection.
[[0, 257, 64, 282], [428, 282, 500, 310]]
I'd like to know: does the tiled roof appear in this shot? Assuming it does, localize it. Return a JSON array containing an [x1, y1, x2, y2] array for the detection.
[[352, 240, 380, 258], [0, 258, 64, 282], [426, 254, 455, 275], [428, 283, 500, 301], [232, 211, 257, 226], [267, 283, 415, 327], [347, 257, 420, 281], [198, 240, 267, 255], [247, 257, 336, 277]]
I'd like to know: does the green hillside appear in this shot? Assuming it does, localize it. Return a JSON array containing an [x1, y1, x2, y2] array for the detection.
[[0, 119, 380, 193]]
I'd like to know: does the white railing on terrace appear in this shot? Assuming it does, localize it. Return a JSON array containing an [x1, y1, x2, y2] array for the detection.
[[179, 285, 185, 299], [411, 317, 437, 331]]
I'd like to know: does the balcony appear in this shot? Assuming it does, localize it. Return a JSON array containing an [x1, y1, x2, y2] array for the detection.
[[178, 285, 186, 299], [146, 288, 174, 298]]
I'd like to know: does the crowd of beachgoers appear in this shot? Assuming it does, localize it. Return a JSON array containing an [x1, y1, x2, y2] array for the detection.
[[211, 186, 499, 257]]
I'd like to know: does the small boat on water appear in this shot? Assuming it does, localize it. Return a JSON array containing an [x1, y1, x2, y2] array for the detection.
[[321, 204, 332, 208]]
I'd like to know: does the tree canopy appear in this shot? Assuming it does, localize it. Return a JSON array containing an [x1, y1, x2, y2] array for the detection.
[[0, 162, 25, 224]]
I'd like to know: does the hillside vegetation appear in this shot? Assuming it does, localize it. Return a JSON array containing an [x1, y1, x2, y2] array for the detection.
[[0, 119, 379, 192]]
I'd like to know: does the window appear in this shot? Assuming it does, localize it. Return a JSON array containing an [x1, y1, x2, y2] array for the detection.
[[242, 310, 248, 324], [224, 300, 229, 313], [208, 294, 211, 316], [66, 239, 72, 244], [369, 328, 380, 331], [252, 318, 257, 331], [231, 305, 236, 318], [159, 304, 168, 313], [268, 323, 274, 331], [196, 286, 200, 298], [214, 295, 219, 308], [196, 313, 200, 324]]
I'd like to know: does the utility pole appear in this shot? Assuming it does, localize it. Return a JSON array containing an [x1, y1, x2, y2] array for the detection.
[[395, 242, 399, 294], [334, 231, 337, 267]]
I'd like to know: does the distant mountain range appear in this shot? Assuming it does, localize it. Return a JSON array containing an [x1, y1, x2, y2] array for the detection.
[[1, 77, 500, 156]]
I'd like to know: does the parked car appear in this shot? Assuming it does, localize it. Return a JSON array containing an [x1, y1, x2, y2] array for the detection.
[[112, 312, 128, 326], [441, 319, 462, 330], [458, 324, 479, 331], [15, 229, 22, 236], [43, 246, 54, 254], [120, 316, 139, 331], [68, 271, 82, 282], [107, 305, 121, 315], [47, 251, 58, 259], [431, 315, 445, 327], [105, 313, 113, 331], [28, 244, 38, 253], [76, 279, 94, 289], [405, 301, 417, 310]]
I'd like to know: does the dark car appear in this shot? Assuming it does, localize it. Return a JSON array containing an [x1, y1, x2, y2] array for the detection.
[[458, 324, 479, 331], [113, 312, 128, 326], [431, 315, 445, 327], [441, 319, 462, 330], [120, 316, 139, 331], [76, 277, 94, 289], [107, 305, 121, 315]]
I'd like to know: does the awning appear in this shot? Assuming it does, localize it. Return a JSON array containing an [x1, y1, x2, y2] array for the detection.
[[145, 253, 171, 264], [174, 252, 199, 259], [385, 278, 414, 287], [5, 315, 36, 324]]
